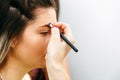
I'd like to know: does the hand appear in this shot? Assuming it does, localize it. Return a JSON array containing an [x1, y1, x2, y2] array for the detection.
[[46, 22, 74, 80], [46, 22, 74, 63]]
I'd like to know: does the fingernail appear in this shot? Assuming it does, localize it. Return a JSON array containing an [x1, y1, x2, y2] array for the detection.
[[52, 24, 57, 28]]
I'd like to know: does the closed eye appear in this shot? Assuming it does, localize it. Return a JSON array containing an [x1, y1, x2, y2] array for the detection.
[[40, 31, 50, 36]]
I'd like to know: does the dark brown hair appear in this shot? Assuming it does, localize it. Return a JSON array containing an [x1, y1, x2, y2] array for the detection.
[[0, 0, 56, 64]]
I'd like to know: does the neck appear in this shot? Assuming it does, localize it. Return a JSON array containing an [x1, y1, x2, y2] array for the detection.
[[0, 56, 32, 80], [0, 67, 27, 80]]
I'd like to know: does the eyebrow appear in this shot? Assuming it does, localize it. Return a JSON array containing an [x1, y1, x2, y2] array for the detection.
[[38, 23, 50, 28]]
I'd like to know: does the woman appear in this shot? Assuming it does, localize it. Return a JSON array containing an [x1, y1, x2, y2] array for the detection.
[[28, 0, 71, 80], [0, 0, 74, 80]]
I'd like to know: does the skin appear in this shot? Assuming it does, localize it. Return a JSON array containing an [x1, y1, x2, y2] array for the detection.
[[0, 7, 74, 80]]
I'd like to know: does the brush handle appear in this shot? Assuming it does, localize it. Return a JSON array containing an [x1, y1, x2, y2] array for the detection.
[[48, 23, 78, 52], [60, 33, 78, 52]]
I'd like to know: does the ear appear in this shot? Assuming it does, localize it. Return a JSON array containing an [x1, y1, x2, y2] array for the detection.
[[10, 38, 18, 48]]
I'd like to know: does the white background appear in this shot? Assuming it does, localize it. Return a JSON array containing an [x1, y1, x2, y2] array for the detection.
[[59, 0, 120, 80]]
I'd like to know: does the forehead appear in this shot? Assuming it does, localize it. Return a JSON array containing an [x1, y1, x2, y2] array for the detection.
[[26, 7, 57, 28], [33, 7, 56, 15]]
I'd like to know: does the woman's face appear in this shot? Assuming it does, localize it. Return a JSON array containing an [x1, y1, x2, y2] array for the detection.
[[11, 7, 57, 68]]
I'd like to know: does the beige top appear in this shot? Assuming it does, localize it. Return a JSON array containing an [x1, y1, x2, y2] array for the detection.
[[22, 74, 31, 80]]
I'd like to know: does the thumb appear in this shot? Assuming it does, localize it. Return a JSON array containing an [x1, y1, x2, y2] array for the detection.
[[50, 27, 60, 42]]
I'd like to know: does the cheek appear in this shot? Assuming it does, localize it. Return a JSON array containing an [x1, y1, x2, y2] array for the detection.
[[22, 35, 49, 58], [14, 34, 50, 67]]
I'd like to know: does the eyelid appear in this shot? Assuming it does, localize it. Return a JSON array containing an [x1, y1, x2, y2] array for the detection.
[[40, 29, 50, 32], [40, 31, 49, 33], [40, 30, 51, 35]]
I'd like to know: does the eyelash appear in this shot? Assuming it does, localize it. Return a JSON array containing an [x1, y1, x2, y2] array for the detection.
[[40, 32, 49, 36]]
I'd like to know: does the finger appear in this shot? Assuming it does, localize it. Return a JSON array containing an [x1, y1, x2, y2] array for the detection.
[[47, 27, 61, 59], [53, 22, 66, 30], [53, 22, 75, 44], [50, 27, 60, 42]]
